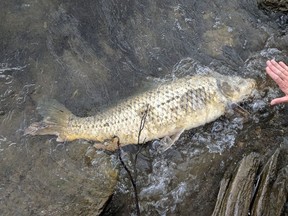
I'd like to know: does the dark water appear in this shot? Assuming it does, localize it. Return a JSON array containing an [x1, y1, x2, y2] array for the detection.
[[0, 0, 287, 215]]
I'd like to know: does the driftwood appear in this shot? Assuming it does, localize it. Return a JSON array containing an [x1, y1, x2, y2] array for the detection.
[[212, 148, 288, 216]]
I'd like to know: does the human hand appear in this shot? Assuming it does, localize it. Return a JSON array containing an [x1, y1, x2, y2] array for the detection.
[[266, 59, 288, 105]]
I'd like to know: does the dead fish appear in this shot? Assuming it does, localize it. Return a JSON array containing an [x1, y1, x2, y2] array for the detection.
[[25, 72, 255, 151]]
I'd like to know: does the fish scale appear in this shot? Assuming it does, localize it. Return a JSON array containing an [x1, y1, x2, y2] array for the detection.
[[25, 72, 255, 151]]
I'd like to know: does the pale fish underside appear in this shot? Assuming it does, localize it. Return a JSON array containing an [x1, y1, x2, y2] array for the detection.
[[25, 72, 255, 151]]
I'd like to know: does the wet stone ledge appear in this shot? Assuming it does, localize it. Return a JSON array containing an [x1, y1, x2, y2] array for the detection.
[[258, 0, 288, 11], [212, 147, 288, 216]]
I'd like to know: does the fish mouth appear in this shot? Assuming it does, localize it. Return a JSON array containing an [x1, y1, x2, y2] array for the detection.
[[233, 78, 256, 103]]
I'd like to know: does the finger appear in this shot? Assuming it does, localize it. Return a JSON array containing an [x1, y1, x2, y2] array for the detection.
[[266, 67, 288, 95], [266, 62, 287, 80], [266, 66, 284, 84], [267, 68, 288, 95], [270, 60, 288, 76], [270, 96, 288, 105], [279, 61, 288, 71]]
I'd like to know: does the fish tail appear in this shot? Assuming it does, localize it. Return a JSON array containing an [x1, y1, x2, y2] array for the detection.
[[25, 99, 74, 142]]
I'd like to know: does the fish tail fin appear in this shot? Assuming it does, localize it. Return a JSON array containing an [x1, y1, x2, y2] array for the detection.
[[25, 99, 74, 142]]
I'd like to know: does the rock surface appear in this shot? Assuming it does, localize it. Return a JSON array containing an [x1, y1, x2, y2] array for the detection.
[[0, 0, 288, 215], [212, 148, 288, 216], [258, 0, 288, 11]]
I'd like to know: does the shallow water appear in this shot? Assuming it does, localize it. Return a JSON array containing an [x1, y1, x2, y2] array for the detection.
[[0, 0, 287, 215]]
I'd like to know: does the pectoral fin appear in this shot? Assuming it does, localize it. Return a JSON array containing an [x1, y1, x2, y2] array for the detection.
[[93, 137, 120, 151], [158, 129, 185, 152]]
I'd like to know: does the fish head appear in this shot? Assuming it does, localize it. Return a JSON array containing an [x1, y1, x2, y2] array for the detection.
[[217, 75, 256, 103]]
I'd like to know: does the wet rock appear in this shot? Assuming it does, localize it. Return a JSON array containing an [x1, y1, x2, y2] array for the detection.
[[1, 0, 288, 215], [212, 148, 288, 216], [212, 153, 260, 216], [268, 165, 288, 215], [258, 0, 288, 11], [251, 148, 280, 215], [0, 142, 118, 216]]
